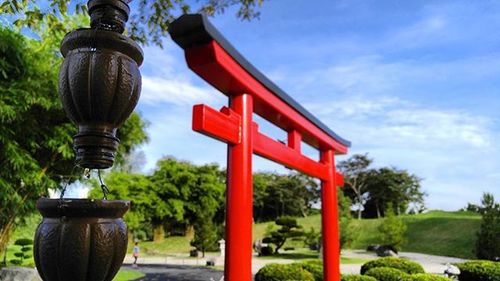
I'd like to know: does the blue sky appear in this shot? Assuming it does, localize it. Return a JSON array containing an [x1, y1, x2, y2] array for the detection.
[[99, 1, 500, 210]]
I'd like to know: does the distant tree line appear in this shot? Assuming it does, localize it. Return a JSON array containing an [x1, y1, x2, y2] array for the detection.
[[90, 158, 322, 248]]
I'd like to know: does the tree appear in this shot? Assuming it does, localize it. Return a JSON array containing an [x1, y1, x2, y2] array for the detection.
[[10, 238, 33, 266], [338, 189, 357, 250], [253, 172, 320, 222], [89, 172, 164, 241], [148, 157, 225, 242], [378, 204, 406, 251], [148, 157, 194, 241], [1, 0, 266, 47], [190, 213, 220, 258], [476, 193, 500, 260], [365, 167, 424, 218], [338, 154, 373, 219], [262, 216, 304, 254], [0, 23, 148, 256]]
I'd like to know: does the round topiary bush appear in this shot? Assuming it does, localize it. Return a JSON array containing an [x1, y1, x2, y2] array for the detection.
[[296, 262, 323, 281], [455, 260, 500, 281], [341, 275, 378, 281], [364, 267, 410, 281], [360, 257, 425, 275], [409, 273, 452, 281], [255, 263, 315, 281]]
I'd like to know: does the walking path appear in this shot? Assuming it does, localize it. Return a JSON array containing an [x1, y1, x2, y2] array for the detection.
[[123, 250, 468, 279]]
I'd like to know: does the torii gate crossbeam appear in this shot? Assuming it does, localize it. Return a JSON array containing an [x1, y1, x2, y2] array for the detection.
[[169, 14, 351, 281]]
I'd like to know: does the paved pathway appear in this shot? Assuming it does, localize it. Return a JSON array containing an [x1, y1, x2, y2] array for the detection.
[[123, 265, 223, 281]]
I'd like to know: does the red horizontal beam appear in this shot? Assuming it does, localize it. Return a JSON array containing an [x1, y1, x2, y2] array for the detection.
[[192, 104, 241, 145], [252, 124, 331, 181], [335, 172, 344, 187], [192, 104, 344, 185], [185, 42, 348, 154]]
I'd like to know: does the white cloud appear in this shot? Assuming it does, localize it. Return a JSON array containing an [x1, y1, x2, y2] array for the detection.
[[141, 76, 222, 106]]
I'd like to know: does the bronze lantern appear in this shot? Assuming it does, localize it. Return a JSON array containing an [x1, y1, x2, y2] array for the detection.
[[34, 199, 130, 281], [58, 0, 143, 169]]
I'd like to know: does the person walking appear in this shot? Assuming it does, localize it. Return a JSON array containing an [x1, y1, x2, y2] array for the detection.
[[132, 242, 140, 266]]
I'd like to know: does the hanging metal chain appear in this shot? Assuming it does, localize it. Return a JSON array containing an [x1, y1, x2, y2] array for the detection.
[[59, 165, 80, 199], [98, 169, 110, 200]]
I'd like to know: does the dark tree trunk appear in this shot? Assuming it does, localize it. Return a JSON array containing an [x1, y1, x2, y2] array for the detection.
[[153, 223, 165, 242]]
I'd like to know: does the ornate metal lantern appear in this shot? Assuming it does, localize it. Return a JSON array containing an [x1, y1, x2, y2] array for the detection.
[[34, 199, 130, 281], [58, 0, 143, 169]]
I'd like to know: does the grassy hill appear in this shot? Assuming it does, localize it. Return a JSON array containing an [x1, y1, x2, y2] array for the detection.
[[253, 210, 481, 259]]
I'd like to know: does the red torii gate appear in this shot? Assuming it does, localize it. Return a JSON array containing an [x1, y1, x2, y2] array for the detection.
[[169, 14, 351, 281]]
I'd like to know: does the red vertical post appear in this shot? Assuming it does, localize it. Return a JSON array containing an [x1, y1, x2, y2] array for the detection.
[[321, 149, 340, 281], [225, 93, 253, 281]]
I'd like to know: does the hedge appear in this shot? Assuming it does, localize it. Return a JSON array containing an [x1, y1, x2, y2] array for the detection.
[[341, 275, 378, 281], [455, 260, 500, 281], [409, 273, 452, 281], [364, 267, 410, 281], [360, 257, 425, 275], [255, 263, 315, 281], [296, 262, 323, 281]]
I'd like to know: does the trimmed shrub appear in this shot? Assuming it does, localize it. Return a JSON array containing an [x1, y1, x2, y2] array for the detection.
[[365, 267, 410, 281], [360, 257, 425, 275], [455, 260, 500, 281], [255, 263, 315, 281], [259, 246, 274, 256], [341, 275, 377, 281], [296, 262, 323, 281], [409, 273, 452, 281]]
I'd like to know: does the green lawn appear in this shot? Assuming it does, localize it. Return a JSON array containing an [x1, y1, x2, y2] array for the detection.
[[349, 210, 480, 258], [5, 210, 481, 264], [255, 248, 370, 264], [113, 269, 145, 281], [253, 210, 481, 259], [131, 236, 192, 256]]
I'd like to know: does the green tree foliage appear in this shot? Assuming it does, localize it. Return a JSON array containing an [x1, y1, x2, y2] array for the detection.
[[89, 172, 158, 239], [338, 189, 357, 250], [365, 167, 424, 217], [475, 193, 500, 260], [149, 158, 225, 241], [378, 204, 407, 251], [338, 154, 373, 219], [0, 23, 148, 256], [1, 0, 265, 47], [190, 213, 220, 257], [10, 238, 33, 265], [339, 154, 425, 219], [303, 227, 321, 250], [91, 157, 225, 243], [253, 172, 320, 222], [262, 216, 304, 254]]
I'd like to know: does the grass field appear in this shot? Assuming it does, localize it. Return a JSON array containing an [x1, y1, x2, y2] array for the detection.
[[113, 269, 145, 281], [4, 210, 481, 265], [252, 210, 481, 259]]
